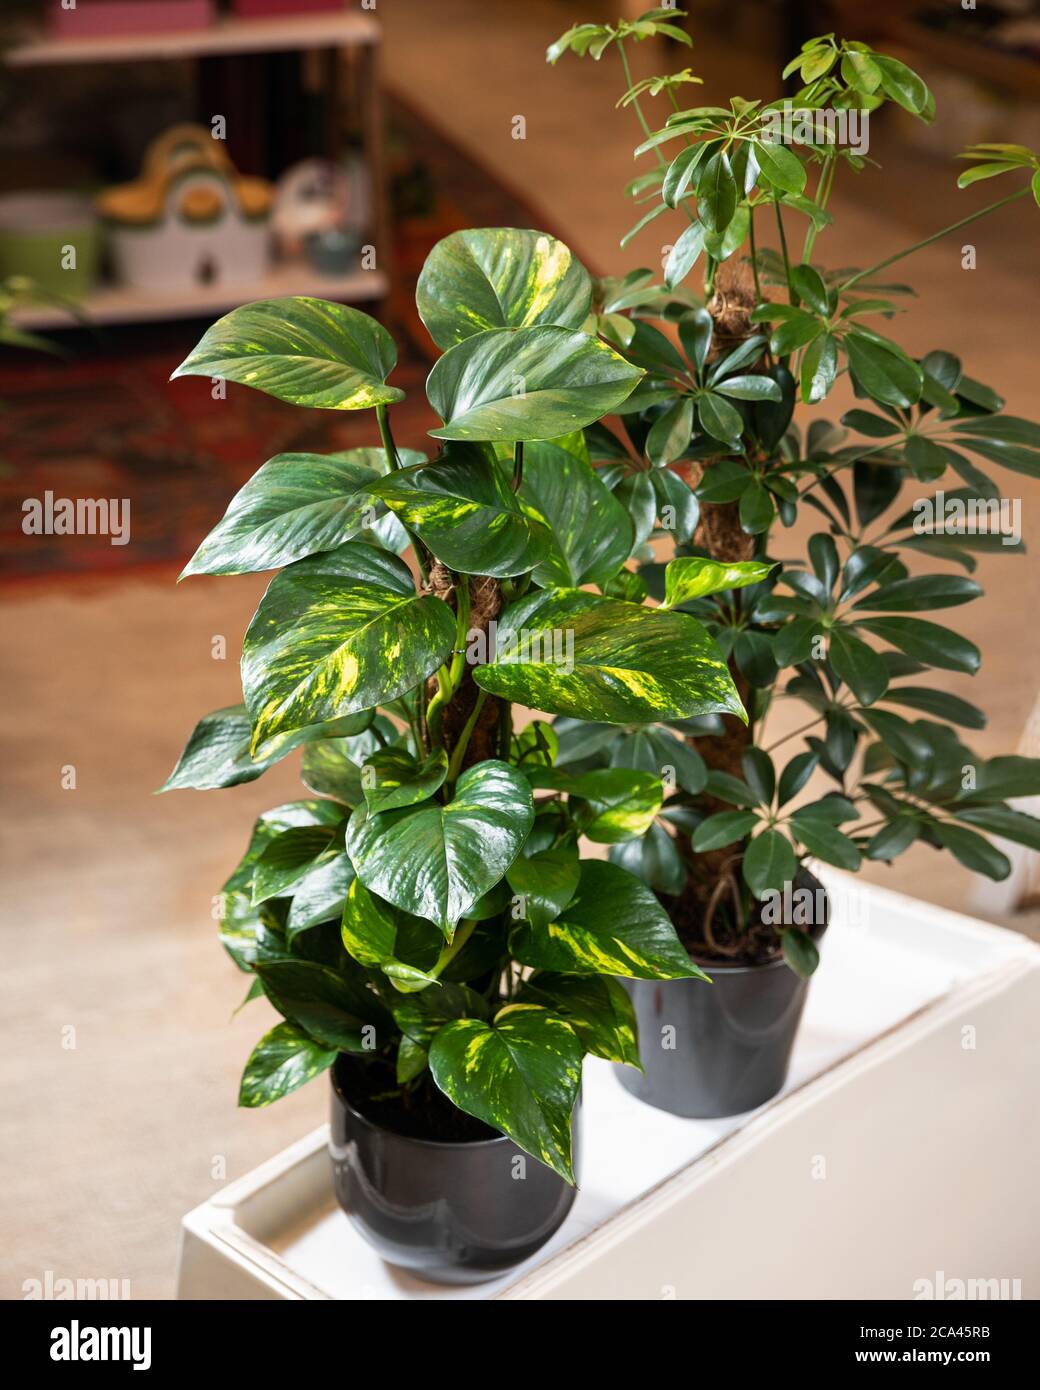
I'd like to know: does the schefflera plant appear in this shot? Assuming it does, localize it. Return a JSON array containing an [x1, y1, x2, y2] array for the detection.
[[161, 227, 752, 1182], [547, 9, 1040, 976]]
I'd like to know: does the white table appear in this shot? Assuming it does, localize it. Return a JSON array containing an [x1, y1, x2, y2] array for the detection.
[[177, 871, 1040, 1300]]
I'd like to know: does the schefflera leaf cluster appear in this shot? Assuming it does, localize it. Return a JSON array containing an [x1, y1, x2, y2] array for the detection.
[[162, 226, 746, 1183], [545, 7, 1040, 979]]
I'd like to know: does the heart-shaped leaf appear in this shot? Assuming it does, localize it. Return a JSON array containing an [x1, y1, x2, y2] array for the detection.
[[506, 844, 580, 928], [522, 972, 640, 1068], [426, 325, 643, 442], [509, 860, 706, 979], [428, 1004, 582, 1182], [285, 853, 355, 941], [570, 768, 663, 843], [362, 747, 449, 814], [367, 443, 551, 577], [160, 704, 371, 792], [252, 824, 341, 904], [416, 227, 592, 349], [181, 449, 423, 578], [345, 761, 535, 933], [172, 297, 404, 409], [473, 588, 745, 724], [340, 879, 442, 991], [242, 542, 455, 753], [238, 1022, 337, 1108], [520, 438, 633, 587]]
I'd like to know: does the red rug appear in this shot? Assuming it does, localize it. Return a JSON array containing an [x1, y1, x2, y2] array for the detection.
[[0, 96, 574, 588]]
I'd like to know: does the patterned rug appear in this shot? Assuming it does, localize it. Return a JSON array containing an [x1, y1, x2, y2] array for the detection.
[[0, 95, 570, 587]]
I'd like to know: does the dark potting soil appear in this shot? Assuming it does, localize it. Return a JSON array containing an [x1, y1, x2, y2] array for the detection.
[[662, 891, 787, 968], [335, 1054, 500, 1144]]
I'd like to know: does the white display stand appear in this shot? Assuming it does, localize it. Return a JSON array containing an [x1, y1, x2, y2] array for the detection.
[[176, 872, 1040, 1300]]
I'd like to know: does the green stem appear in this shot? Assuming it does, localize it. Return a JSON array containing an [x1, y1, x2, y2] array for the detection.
[[774, 196, 796, 307], [511, 440, 524, 492], [617, 37, 697, 225], [376, 402, 430, 585], [425, 575, 471, 749], [447, 574, 471, 689], [748, 204, 762, 303], [840, 185, 1031, 293], [802, 153, 835, 263], [430, 918, 477, 978], [762, 713, 826, 754], [445, 688, 489, 789]]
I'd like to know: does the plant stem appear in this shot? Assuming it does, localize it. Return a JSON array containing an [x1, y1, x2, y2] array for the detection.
[[511, 440, 524, 492], [375, 402, 430, 584], [425, 574, 471, 751], [762, 713, 825, 753], [617, 38, 697, 225], [774, 195, 796, 306], [802, 152, 835, 263], [446, 688, 488, 789], [430, 918, 477, 978], [840, 185, 1031, 293], [748, 204, 762, 303], [447, 573, 471, 689]]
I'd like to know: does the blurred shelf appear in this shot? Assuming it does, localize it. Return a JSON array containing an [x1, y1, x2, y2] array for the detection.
[[4, 10, 379, 68], [11, 262, 389, 329]]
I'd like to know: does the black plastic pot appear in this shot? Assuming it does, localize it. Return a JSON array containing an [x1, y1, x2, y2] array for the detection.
[[617, 874, 828, 1119], [329, 1056, 579, 1285]]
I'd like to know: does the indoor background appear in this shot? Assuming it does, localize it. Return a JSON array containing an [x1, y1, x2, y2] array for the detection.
[[2, 0, 1038, 1297]]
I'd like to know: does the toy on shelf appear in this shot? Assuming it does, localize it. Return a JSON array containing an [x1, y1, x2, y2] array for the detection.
[[96, 125, 274, 292], [271, 157, 369, 275]]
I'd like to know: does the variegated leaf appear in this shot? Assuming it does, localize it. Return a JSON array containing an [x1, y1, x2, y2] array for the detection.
[[661, 556, 776, 609], [241, 542, 455, 754], [345, 760, 535, 933], [520, 436, 633, 587], [509, 860, 707, 979], [340, 879, 443, 991], [160, 704, 373, 792], [472, 588, 745, 724], [416, 227, 592, 349], [428, 1003, 582, 1183], [427, 325, 643, 442], [366, 442, 551, 577], [362, 747, 448, 815], [238, 1022, 337, 1107], [171, 297, 404, 410], [219, 801, 345, 969], [181, 449, 424, 578], [521, 972, 641, 1068]]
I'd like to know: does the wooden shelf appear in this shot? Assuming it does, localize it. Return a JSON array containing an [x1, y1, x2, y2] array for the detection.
[[11, 262, 389, 330], [5, 11, 380, 68]]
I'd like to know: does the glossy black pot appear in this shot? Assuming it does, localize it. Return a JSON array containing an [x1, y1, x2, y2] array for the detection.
[[329, 1056, 579, 1285], [617, 875, 828, 1119]]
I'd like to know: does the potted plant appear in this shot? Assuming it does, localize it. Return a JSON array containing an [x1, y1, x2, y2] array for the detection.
[[546, 8, 1040, 1117], [161, 226, 757, 1283]]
